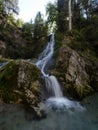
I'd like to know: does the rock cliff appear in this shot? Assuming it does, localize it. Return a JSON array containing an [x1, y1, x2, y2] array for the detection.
[[53, 47, 98, 99]]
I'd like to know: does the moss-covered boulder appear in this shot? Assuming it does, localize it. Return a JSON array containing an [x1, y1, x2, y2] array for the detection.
[[53, 47, 95, 99], [0, 60, 42, 106]]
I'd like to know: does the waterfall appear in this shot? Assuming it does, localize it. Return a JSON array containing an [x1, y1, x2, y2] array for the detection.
[[0, 62, 8, 69], [45, 76, 63, 97], [36, 34, 85, 111], [36, 34, 63, 97]]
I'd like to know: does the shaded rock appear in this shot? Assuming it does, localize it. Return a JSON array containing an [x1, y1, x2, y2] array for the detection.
[[0, 40, 6, 57], [0, 60, 42, 109], [33, 102, 47, 119], [54, 47, 95, 99], [24, 102, 47, 120], [0, 55, 2, 58], [85, 60, 98, 91]]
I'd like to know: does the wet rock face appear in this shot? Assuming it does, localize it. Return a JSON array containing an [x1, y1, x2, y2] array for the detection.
[[55, 47, 94, 99]]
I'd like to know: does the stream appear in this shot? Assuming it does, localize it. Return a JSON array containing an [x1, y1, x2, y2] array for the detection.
[[0, 93, 98, 130]]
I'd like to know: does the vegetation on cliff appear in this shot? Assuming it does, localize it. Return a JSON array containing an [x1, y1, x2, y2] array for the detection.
[[0, 0, 98, 101], [0, 0, 48, 59]]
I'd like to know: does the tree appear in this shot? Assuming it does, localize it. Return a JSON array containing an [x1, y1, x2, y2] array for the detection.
[[68, 0, 72, 30], [34, 12, 45, 40], [57, 0, 68, 32], [46, 2, 58, 33], [72, 0, 84, 29], [0, 0, 19, 29], [16, 18, 24, 28], [0, 0, 8, 27], [22, 22, 34, 41], [4, 0, 19, 15], [46, 2, 57, 28]]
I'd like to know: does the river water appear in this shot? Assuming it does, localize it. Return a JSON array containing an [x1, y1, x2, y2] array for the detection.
[[0, 93, 98, 130]]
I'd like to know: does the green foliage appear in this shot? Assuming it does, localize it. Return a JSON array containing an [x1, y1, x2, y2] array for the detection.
[[55, 32, 65, 47], [81, 26, 98, 43], [57, 0, 68, 32], [0, 0, 19, 41], [64, 83, 94, 100], [34, 12, 48, 41], [0, 0, 97, 60], [0, 1, 48, 59], [46, 2, 58, 26], [16, 18, 24, 28], [21, 22, 34, 41], [53, 0, 98, 57], [4, 0, 19, 15]]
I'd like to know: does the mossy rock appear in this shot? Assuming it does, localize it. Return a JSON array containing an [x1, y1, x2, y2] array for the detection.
[[0, 60, 42, 105], [63, 83, 94, 100]]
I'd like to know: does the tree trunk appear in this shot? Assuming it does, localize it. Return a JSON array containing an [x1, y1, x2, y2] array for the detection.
[[68, 0, 72, 30]]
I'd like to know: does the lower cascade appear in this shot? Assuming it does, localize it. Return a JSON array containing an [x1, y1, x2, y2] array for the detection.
[[36, 34, 85, 111]]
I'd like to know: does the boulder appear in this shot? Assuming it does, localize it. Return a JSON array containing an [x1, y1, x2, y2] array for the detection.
[[54, 47, 95, 99], [0, 60, 45, 116]]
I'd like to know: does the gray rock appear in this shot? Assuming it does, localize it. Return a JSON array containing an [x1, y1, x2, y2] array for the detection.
[[55, 47, 94, 99], [0, 60, 42, 109]]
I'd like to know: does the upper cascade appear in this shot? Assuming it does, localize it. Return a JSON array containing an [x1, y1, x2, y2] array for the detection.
[[36, 33, 55, 77], [36, 33, 63, 97]]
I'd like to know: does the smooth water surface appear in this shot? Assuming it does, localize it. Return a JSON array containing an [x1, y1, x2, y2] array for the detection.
[[0, 93, 98, 130]]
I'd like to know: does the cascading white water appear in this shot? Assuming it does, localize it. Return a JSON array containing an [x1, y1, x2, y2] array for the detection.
[[36, 34, 54, 77], [0, 62, 8, 69], [36, 34, 63, 97], [45, 75, 63, 97], [36, 34, 85, 111]]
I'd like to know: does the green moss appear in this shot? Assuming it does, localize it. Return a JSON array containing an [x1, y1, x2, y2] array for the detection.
[[0, 89, 21, 103], [31, 65, 41, 80], [64, 83, 94, 100], [0, 61, 19, 102], [0, 61, 18, 88], [0, 60, 42, 103]]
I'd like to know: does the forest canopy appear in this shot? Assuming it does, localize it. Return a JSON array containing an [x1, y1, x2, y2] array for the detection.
[[0, 0, 98, 58]]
